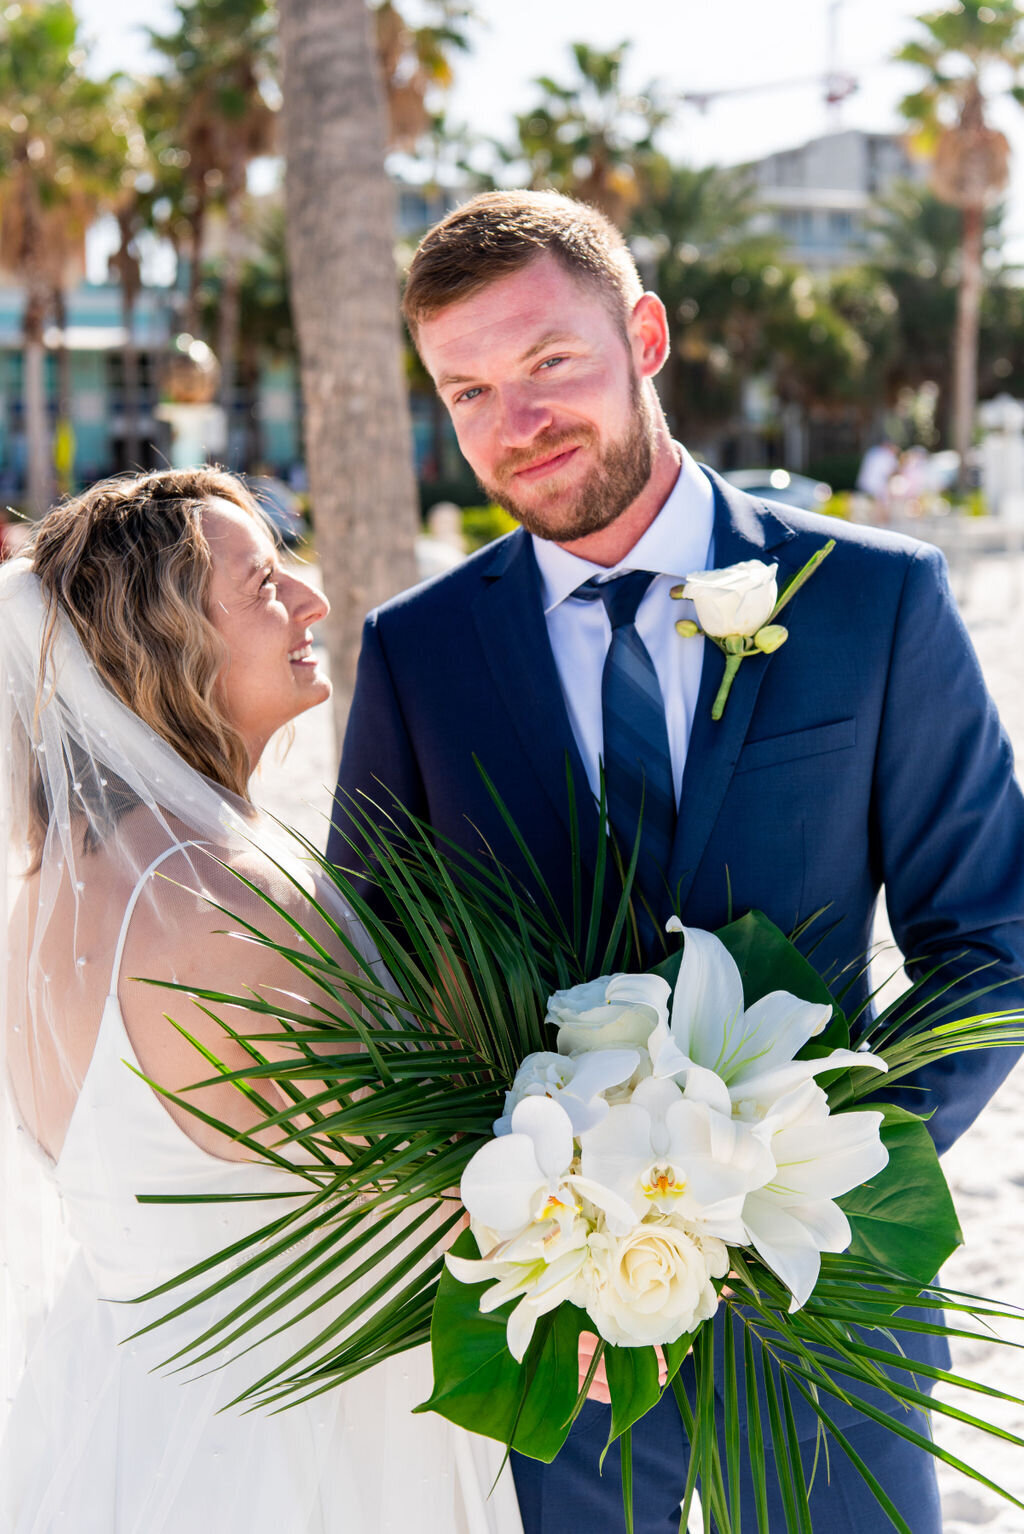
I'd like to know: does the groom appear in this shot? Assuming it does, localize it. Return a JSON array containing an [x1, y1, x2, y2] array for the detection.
[[328, 190, 1024, 1530]]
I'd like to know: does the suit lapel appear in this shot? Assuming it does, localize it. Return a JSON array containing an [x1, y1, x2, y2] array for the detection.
[[471, 531, 600, 869], [669, 472, 801, 912]]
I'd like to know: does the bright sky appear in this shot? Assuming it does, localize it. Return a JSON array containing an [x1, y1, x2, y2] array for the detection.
[[75, 0, 1024, 268]]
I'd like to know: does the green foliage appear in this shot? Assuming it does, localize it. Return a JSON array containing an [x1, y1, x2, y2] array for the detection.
[[841, 1106, 962, 1284], [495, 40, 670, 227], [124, 791, 1024, 1529], [460, 503, 518, 551], [896, 0, 1024, 128], [0, 2, 129, 284], [417, 1230, 589, 1462], [642, 167, 874, 437]]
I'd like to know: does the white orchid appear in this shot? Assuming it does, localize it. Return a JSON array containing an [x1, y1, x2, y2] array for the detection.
[[452, 1095, 639, 1359], [647, 922, 887, 1114], [459, 1095, 638, 1240], [547, 972, 670, 1055], [446, 1197, 592, 1362], [579, 1076, 774, 1244], [493, 1048, 641, 1137], [740, 1078, 889, 1308]]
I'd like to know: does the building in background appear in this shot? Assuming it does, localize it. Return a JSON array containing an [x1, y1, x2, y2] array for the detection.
[[743, 128, 924, 272]]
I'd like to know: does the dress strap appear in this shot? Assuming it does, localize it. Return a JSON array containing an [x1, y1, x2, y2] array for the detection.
[[106, 841, 209, 999]]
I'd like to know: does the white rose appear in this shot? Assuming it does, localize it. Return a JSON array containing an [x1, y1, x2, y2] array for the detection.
[[579, 1220, 721, 1348], [682, 561, 778, 638], [547, 973, 669, 1056]]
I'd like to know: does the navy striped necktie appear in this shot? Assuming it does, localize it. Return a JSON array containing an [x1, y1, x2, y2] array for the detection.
[[573, 570, 677, 934]]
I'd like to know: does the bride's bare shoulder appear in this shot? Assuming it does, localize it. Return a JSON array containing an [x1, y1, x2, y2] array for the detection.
[[119, 836, 356, 990]]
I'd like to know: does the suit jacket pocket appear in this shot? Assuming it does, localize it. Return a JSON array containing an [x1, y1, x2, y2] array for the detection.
[[735, 717, 857, 775]]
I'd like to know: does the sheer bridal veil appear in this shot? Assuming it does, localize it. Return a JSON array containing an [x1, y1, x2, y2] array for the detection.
[[0, 551, 356, 1430]]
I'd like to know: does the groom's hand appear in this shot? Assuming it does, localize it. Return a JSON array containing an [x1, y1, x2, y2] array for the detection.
[[578, 1332, 668, 1404]]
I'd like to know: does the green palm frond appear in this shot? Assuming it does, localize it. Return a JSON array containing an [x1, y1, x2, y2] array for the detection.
[[129, 779, 1024, 1530]]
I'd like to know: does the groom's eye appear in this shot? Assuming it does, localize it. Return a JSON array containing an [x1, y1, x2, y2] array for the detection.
[[454, 386, 484, 404], [537, 355, 566, 370]]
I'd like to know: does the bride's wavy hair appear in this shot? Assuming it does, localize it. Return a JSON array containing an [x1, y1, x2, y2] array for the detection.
[[28, 467, 258, 823]]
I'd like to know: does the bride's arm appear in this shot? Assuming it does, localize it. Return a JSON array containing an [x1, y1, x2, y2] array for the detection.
[[117, 849, 373, 1162]]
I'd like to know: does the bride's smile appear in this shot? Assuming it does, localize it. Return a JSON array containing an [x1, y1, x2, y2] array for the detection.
[[203, 495, 331, 767]]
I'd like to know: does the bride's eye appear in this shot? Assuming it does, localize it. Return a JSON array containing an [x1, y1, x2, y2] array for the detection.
[[260, 569, 278, 592]]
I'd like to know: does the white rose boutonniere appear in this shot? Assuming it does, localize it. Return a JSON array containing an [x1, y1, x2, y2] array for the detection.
[[673, 538, 835, 719]]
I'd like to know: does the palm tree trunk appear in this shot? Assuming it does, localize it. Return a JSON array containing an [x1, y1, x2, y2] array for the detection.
[[953, 204, 984, 493], [217, 165, 247, 466], [23, 286, 52, 516], [116, 209, 143, 471], [183, 197, 208, 338], [242, 347, 263, 469], [277, 0, 419, 747]]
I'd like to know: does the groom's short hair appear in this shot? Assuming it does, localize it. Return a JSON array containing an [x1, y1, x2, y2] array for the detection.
[[402, 189, 644, 342]]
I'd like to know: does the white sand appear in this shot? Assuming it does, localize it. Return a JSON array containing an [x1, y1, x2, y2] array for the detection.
[[258, 545, 1024, 1527]]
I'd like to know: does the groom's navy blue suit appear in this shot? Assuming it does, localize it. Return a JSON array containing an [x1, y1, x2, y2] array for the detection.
[[329, 470, 1024, 1530]]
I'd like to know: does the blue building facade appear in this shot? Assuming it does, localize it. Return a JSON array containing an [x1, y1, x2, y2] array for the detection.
[[0, 279, 302, 499]]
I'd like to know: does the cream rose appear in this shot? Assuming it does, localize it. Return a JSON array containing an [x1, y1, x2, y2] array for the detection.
[[580, 1220, 724, 1347], [682, 561, 778, 638], [547, 973, 669, 1057]]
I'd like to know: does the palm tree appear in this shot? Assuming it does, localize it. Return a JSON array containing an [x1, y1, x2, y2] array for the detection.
[[276, 0, 418, 743], [502, 41, 670, 228], [148, 0, 278, 463], [373, 0, 472, 151], [897, 0, 1024, 487], [0, 2, 126, 513]]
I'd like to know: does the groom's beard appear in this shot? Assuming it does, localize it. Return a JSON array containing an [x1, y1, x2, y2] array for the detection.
[[477, 375, 657, 544]]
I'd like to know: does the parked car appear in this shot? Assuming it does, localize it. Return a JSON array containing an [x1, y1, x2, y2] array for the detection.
[[248, 476, 307, 548], [722, 468, 832, 512]]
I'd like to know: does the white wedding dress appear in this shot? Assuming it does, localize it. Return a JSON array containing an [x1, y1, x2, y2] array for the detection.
[[0, 847, 523, 1534]]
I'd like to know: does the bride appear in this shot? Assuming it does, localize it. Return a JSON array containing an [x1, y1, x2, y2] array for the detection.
[[0, 467, 522, 1533]]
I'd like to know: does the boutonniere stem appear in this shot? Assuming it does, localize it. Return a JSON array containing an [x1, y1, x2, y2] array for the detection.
[[672, 539, 835, 720]]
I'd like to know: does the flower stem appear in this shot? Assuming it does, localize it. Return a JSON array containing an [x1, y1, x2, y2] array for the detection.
[[771, 538, 836, 620], [712, 652, 744, 720]]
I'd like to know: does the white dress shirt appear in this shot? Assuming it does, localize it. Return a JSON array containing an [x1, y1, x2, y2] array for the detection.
[[531, 447, 714, 805]]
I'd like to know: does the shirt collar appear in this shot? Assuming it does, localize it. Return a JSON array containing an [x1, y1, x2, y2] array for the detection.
[[531, 446, 715, 616]]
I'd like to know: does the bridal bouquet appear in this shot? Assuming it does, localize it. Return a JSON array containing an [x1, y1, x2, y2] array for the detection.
[[132, 788, 1024, 1533], [443, 923, 889, 1363]]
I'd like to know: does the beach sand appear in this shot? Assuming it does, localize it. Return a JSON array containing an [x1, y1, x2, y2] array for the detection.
[[258, 543, 1024, 1527]]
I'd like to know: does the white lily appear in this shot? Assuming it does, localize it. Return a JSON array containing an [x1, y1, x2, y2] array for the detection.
[[741, 1077, 889, 1308], [651, 922, 887, 1113], [579, 1075, 774, 1244], [459, 1095, 638, 1238], [493, 1048, 641, 1137]]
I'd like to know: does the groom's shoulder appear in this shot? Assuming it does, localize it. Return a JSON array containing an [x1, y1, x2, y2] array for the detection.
[[367, 528, 526, 633], [758, 500, 947, 586]]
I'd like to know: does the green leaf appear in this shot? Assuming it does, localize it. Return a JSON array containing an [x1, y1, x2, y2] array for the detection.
[[743, 1327, 771, 1534], [415, 1231, 583, 1462], [840, 1106, 962, 1284], [662, 1326, 696, 1390], [604, 1343, 661, 1448]]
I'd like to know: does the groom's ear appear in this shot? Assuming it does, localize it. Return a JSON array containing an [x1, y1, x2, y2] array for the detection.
[[628, 292, 670, 381]]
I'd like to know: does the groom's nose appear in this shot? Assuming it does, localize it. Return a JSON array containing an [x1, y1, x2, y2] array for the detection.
[[495, 384, 554, 448]]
